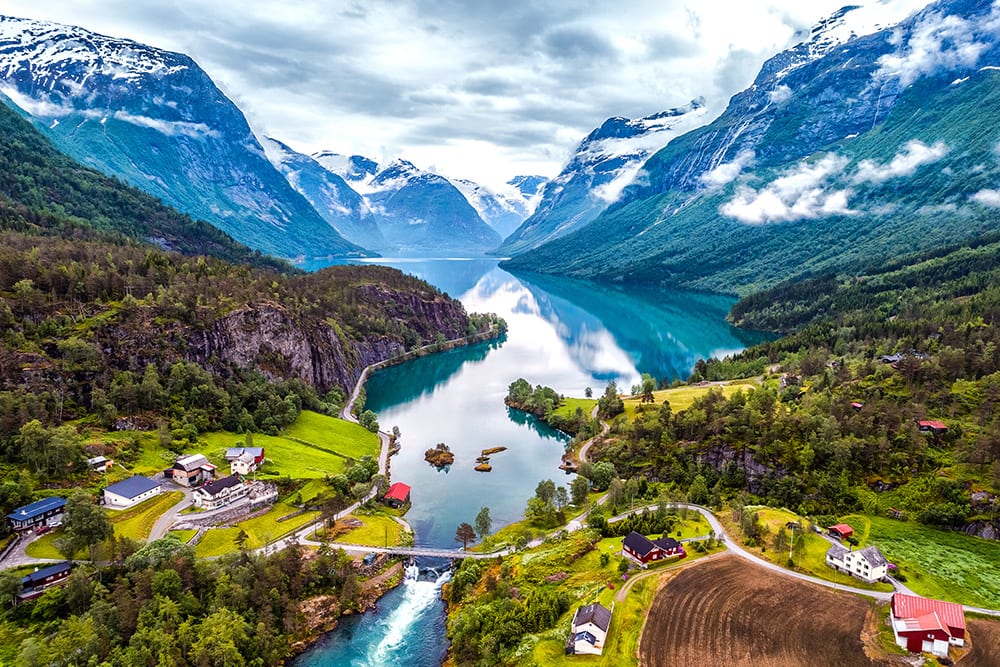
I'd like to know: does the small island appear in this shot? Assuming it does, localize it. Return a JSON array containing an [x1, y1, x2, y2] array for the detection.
[[474, 463, 493, 472], [424, 442, 455, 468], [481, 446, 507, 456]]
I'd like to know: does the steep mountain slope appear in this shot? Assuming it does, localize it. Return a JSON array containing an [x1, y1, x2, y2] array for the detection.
[[0, 15, 367, 261], [497, 100, 709, 255], [0, 95, 288, 271], [448, 177, 538, 238], [504, 0, 1000, 295], [361, 160, 502, 254], [262, 138, 384, 250], [312, 151, 380, 191]]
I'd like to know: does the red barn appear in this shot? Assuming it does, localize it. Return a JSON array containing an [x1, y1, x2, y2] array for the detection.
[[622, 531, 685, 565], [383, 482, 411, 508], [828, 523, 854, 540], [890, 593, 965, 658]]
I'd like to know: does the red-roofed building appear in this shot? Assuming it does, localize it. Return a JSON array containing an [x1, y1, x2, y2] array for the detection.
[[828, 523, 854, 540], [383, 482, 411, 508], [890, 593, 965, 657], [916, 420, 948, 435]]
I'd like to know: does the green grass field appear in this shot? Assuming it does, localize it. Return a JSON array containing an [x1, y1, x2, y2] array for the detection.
[[850, 514, 1000, 608], [333, 512, 404, 547], [553, 398, 597, 419], [622, 380, 757, 419], [168, 529, 198, 543], [194, 500, 319, 557], [23, 532, 69, 559], [110, 491, 184, 541]]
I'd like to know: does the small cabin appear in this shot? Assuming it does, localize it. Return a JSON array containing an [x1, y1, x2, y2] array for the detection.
[[828, 523, 854, 540], [383, 482, 411, 508], [916, 420, 948, 436], [18, 562, 73, 601]]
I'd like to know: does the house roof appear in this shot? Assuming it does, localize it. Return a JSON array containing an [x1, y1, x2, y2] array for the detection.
[[653, 536, 681, 550], [892, 593, 965, 633], [573, 602, 612, 633], [829, 523, 854, 536], [384, 482, 411, 502], [897, 612, 946, 635], [174, 454, 215, 471], [6, 496, 66, 522], [199, 475, 243, 497], [623, 531, 657, 557], [22, 562, 72, 586], [826, 543, 850, 559], [105, 475, 160, 500], [916, 420, 948, 430], [87, 456, 109, 465], [857, 545, 887, 568], [225, 447, 265, 460]]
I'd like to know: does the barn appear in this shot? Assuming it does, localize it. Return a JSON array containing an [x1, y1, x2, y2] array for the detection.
[[828, 523, 854, 540], [383, 482, 411, 508], [890, 592, 965, 658]]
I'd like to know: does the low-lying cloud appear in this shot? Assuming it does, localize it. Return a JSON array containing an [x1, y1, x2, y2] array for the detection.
[[854, 139, 949, 183], [971, 189, 1000, 208], [701, 150, 755, 188]]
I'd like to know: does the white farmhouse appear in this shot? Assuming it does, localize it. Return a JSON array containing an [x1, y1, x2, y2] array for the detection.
[[825, 543, 888, 583], [193, 475, 248, 510], [566, 602, 613, 656]]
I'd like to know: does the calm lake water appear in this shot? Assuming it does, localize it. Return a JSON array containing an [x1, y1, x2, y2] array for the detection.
[[293, 258, 769, 666]]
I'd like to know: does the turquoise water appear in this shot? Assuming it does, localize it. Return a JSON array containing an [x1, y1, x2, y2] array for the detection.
[[293, 258, 769, 665]]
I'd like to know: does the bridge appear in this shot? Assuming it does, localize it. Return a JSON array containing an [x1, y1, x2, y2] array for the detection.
[[294, 540, 513, 560]]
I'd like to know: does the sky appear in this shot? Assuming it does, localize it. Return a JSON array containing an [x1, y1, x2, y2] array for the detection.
[[3, 0, 932, 189]]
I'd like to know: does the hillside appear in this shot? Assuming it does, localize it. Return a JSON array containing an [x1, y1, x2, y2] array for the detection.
[[503, 0, 1000, 295]]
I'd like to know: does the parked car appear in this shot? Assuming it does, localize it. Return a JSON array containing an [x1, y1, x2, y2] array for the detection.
[[35, 525, 51, 535]]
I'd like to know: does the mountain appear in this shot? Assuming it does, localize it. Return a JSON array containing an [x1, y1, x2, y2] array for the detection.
[[359, 159, 502, 254], [496, 99, 709, 256], [0, 15, 367, 261], [312, 151, 380, 191], [262, 138, 384, 250], [503, 0, 1000, 295], [0, 94, 289, 272], [448, 177, 539, 238]]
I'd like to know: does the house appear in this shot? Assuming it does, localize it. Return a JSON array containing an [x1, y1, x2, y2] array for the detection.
[[103, 476, 162, 509], [916, 420, 948, 436], [828, 523, 854, 540], [566, 602, 613, 655], [622, 531, 686, 565], [879, 353, 903, 364], [850, 402, 864, 410], [86, 456, 113, 473], [6, 496, 66, 532], [383, 482, 411, 508], [18, 562, 73, 601], [825, 544, 888, 583], [192, 475, 248, 510], [226, 447, 265, 475], [890, 593, 965, 657], [166, 454, 217, 487]]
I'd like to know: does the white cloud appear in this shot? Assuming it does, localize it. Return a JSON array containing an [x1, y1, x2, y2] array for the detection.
[[768, 84, 793, 104], [700, 150, 755, 188], [719, 153, 852, 224], [853, 140, 949, 183], [112, 111, 219, 138], [971, 189, 1000, 207], [875, 8, 998, 87]]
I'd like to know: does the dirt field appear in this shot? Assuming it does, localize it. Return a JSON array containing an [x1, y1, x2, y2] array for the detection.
[[961, 618, 1000, 666], [638, 556, 906, 667]]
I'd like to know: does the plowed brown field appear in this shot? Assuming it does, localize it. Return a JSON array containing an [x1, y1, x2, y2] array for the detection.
[[962, 618, 1000, 666], [638, 556, 904, 667]]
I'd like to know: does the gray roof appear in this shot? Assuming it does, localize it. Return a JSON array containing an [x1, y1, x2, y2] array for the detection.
[[105, 475, 159, 500], [826, 543, 850, 559], [858, 545, 887, 567], [623, 531, 657, 557], [225, 447, 264, 460], [573, 602, 612, 633], [173, 454, 212, 471], [199, 475, 242, 497]]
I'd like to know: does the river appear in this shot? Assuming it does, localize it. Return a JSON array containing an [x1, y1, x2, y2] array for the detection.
[[292, 258, 769, 666]]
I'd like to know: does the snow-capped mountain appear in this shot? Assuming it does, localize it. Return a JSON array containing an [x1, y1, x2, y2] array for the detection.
[[505, 0, 1000, 294], [496, 99, 710, 256], [448, 177, 541, 238], [312, 152, 380, 192], [363, 159, 502, 255], [262, 138, 384, 250], [0, 15, 366, 260]]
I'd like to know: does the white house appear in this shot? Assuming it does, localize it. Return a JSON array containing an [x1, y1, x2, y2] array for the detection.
[[566, 602, 613, 656], [192, 475, 248, 510], [825, 544, 888, 583], [230, 452, 261, 476], [103, 476, 162, 509]]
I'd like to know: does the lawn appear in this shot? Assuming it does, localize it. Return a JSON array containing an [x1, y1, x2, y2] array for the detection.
[[24, 532, 69, 559], [622, 380, 757, 419], [330, 512, 404, 547], [553, 398, 597, 419], [194, 500, 319, 558], [110, 491, 184, 541], [852, 514, 1000, 609], [283, 411, 380, 460], [168, 529, 198, 543]]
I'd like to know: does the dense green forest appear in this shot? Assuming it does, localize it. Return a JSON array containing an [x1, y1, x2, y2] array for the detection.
[[0, 98, 288, 272], [2, 537, 362, 666]]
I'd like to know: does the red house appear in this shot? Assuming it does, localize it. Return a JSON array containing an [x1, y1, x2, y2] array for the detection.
[[890, 593, 965, 658], [18, 562, 73, 602], [916, 420, 948, 435], [828, 523, 854, 540], [383, 482, 411, 508], [622, 531, 685, 565]]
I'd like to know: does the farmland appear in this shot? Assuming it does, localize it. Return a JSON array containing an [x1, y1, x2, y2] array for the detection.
[[638, 556, 905, 667], [622, 379, 758, 419], [963, 618, 1000, 667]]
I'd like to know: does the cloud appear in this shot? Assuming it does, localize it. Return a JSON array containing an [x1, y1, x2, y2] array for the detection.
[[768, 84, 793, 104], [971, 189, 1000, 208], [853, 140, 949, 183], [112, 111, 219, 138], [720, 154, 852, 224], [700, 150, 756, 187], [875, 7, 998, 87]]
